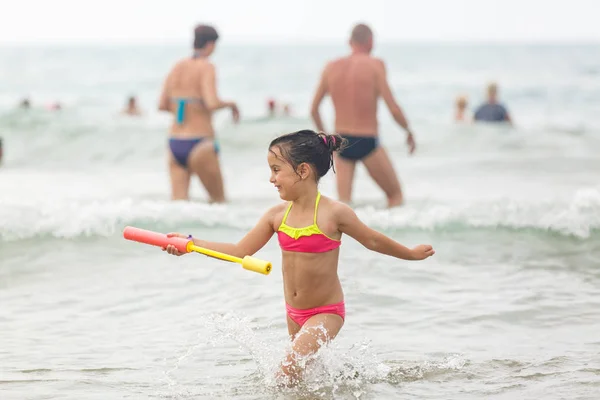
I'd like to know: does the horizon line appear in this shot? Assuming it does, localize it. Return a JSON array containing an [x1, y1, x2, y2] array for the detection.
[[1, 38, 599, 47]]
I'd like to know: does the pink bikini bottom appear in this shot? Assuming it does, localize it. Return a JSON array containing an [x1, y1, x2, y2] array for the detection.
[[286, 301, 345, 327]]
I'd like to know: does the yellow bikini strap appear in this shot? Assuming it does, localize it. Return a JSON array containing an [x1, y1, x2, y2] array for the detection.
[[280, 201, 293, 226], [313, 192, 322, 225]]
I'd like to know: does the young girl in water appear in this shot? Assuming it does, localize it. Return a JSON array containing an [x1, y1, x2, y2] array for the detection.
[[163, 129, 435, 383]]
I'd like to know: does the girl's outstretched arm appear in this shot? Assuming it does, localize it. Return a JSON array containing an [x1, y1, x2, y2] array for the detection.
[[164, 205, 279, 258], [336, 203, 434, 260]]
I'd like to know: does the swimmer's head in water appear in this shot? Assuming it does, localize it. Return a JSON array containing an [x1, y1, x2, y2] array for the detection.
[[350, 23, 373, 52], [269, 130, 344, 182], [487, 82, 498, 100], [194, 24, 219, 51]]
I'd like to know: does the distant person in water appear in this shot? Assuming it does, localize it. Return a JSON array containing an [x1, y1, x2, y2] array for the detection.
[[283, 103, 291, 116], [48, 102, 62, 111], [158, 24, 239, 202], [19, 98, 31, 109], [473, 83, 512, 125], [310, 23, 416, 208], [454, 95, 469, 122], [266, 98, 292, 118], [267, 98, 277, 117], [122, 96, 143, 116]]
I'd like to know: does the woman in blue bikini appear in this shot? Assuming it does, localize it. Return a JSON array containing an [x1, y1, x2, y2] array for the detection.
[[158, 24, 239, 202]]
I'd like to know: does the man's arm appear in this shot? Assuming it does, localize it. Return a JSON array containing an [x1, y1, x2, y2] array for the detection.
[[310, 64, 329, 132], [375, 59, 415, 153]]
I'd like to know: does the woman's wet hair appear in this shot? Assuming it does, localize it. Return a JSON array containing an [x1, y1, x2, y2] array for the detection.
[[194, 25, 219, 49], [269, 129, 345, 181]]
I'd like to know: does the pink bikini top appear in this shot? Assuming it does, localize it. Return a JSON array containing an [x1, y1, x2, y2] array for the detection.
[[276, 192, 341, 253]]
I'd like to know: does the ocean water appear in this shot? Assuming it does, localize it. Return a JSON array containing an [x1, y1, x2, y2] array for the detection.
[[1, 43, 599, 399]]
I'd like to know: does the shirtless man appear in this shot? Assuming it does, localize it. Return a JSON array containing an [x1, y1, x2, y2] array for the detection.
[[310, 23, 415, 208], [159, 24, 239, 202]]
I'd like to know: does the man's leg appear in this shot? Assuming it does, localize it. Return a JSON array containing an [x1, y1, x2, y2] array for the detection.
[[333, 154, 357, 204], [362, 147, 404, 207]]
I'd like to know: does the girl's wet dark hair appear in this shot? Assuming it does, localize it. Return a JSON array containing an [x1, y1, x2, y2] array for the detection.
[[269, 129, 345, 181]]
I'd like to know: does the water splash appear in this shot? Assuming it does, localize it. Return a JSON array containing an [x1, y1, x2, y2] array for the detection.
[[158, 313, 468, 399]]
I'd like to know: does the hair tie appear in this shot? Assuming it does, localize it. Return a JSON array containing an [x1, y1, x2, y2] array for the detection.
[[322, 136, 328, 146], [331, 136, 336, 145]]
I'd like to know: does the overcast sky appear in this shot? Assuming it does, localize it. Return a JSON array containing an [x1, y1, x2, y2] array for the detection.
[[1, 0, 598, 44]]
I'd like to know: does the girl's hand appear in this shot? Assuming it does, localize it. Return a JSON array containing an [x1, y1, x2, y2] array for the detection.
[[411, 244, 435, 260], [162, 232, 189, 256]]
